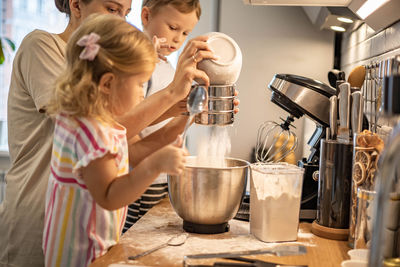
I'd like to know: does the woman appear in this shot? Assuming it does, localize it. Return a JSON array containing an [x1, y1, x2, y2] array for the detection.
[[0, 0, 212, 266]]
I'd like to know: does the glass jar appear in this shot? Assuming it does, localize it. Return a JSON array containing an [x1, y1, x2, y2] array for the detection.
[[354, 188, 375, 249], [349, 130, 386, 248]]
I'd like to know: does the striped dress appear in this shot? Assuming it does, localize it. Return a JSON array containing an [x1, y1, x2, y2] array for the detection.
[[43, 114, 128, 267]]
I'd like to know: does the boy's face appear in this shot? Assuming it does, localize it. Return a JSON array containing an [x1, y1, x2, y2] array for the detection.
[[142, 4, 198, 56]]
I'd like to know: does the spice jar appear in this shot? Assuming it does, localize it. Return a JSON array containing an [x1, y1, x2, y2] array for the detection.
[[349, 130, 386, 248]]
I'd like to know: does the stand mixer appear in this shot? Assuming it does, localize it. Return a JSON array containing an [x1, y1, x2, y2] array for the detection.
[[267, 73, 336, 220]]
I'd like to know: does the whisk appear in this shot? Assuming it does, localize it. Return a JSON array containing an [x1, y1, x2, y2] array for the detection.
[[255, 115, 298, 163]]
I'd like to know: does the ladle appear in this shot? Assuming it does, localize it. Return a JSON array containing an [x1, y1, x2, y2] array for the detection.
[[347, 65, 366, 88], [128, 233, 189, 260], [181, 85, 208, 147]]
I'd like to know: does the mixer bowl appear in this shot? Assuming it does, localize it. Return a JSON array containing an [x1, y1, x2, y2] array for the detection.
[[168, 156, 249, 227]]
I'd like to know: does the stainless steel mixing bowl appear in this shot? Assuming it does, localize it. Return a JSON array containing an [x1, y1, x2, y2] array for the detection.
[[168, 156, 249, 226]]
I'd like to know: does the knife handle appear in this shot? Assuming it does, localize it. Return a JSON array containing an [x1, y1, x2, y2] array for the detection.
[[338, 83, 350, 129], [351, 91, 364, 135], [329, 95, 338, 140]]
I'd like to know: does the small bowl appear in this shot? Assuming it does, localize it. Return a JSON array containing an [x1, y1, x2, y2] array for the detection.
[[347, 249, 369, 261], [196, 32, 242, 85], [341, 260, 368, 267]]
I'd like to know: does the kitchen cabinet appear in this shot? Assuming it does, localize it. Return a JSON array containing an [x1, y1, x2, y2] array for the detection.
[[90, 198, 350, 267]]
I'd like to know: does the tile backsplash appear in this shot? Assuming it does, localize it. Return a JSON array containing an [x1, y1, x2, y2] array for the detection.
[[341, 20, 400, 134], [341, 20, 400, 74]]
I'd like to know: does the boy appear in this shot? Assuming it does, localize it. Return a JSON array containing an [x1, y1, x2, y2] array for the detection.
[[123, 0, 239, 231], [123, 0, 202, 231]]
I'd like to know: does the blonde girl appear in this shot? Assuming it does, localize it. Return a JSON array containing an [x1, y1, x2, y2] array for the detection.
[[43, 14, 187, 267]]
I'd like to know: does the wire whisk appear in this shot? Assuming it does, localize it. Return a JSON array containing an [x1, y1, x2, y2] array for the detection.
[[255, 115, 298, 163]]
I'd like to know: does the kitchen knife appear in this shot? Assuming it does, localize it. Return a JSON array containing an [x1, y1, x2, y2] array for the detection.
[[338, 82, 351, 142], [329, 95, 338, 140], [184, 245, 307, 260], [215, 256, 308, 267], [351, 91, 364, 135]]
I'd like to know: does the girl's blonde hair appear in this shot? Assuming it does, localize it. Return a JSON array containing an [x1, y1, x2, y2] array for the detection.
[[142, 0, 201, 19], [47, 14, 157, 121]]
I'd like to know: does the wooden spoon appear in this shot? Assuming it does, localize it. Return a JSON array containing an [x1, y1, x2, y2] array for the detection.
[[348, 65, 366, 89]]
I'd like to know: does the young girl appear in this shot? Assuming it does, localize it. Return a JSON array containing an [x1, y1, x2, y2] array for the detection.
[[43, 14, 187, 267]]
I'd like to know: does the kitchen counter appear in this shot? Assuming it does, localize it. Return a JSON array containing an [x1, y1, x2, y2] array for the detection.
[[90, 198, 350, 267]]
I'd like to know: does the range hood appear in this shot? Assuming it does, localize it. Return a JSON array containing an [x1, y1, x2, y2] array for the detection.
[[244, 0, 400, 33], [243, 0, 352, 6], [348, 0, 400, 32]]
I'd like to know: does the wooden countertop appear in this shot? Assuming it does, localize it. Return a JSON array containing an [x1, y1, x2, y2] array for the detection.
[[91, 198, 350, 267]]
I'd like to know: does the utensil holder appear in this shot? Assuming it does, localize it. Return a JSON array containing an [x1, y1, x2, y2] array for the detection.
[[312, 139, 353, 240]]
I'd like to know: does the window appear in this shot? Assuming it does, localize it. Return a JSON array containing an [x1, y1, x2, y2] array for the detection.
[[0, 0, 180, 153], [0, 1, 147, 153]]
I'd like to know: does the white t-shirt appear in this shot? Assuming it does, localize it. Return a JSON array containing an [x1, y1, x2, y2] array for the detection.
[[140, 60, 175, 184], [0, 30, 66, 267]]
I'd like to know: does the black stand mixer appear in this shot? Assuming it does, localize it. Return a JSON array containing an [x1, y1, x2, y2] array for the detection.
[[267, 74, 336, 220]]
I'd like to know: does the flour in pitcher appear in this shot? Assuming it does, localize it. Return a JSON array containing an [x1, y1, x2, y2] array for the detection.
[[196, 126, 231, 168], [251, 192, 301, 242]]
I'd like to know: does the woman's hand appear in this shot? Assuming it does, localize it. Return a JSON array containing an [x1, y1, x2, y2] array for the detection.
[[163, 98, 188, 118]]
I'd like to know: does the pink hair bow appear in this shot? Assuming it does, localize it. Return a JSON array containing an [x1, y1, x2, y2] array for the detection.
[[77, 32, 101, 61]]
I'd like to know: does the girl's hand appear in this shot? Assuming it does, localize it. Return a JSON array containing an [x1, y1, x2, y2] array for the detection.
[[152, 35, 169, 62], [152, 143, 188, 175], [169, 36, 218, 100]]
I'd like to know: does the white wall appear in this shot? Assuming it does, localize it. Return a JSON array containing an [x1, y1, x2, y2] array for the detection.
[[188, 0, 334, 162]]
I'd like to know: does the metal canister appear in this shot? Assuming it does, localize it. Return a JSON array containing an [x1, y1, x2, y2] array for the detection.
[[383, 258, 400, 267], [194, 84, 236, 126], [316, 139, 353, 228]]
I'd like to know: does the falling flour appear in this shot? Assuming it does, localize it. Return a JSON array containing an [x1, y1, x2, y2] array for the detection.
[[195, 126, 231, 168]]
